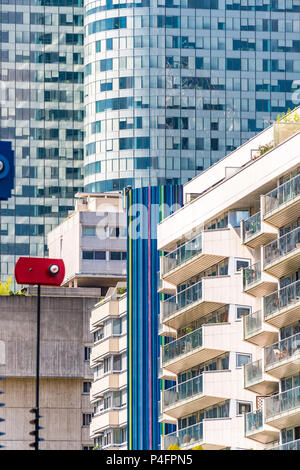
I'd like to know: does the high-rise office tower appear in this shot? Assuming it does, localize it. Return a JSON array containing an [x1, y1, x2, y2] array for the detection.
[[2, 0, 300, 280], [0, 0, 85, 279], [83, 0, 300, 193]]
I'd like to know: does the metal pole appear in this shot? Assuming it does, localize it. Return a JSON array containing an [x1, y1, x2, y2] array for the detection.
[[35, 283, 41, 451]]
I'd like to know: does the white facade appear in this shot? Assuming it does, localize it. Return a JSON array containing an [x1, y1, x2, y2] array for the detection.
[[158, 109, 300, 450], [89, 287, 127, 450], [48, 192, 127, 290]]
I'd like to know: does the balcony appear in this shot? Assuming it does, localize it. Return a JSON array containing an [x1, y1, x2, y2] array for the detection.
[[162, 323, 231, 374], [244, 359, 278, 395], [162, 422, 204, 450], [263, 173, 300, 228], [90, 408, 127, 437], [161, 274, 248, 330], [160, 229, 234, 286], [162, 371, 231, 419], [271, 439, 300, 450], [90, 371, 127, 402], [90, 335, 126, 367], [243, 310, 278, 347], [245, 409, 279, 444], [265, 386, 300, 429], [264, 333, 300, 379], [263, 226, 300, 278], [243, 261, 277, 297], [241, 212, 277, 249], [264, 280, 300, 328]]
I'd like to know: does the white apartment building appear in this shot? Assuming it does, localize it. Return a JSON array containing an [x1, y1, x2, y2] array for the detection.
[[48, 192, 127, 290], [89, 285, 127, 450], [158, 109, 300, 450]]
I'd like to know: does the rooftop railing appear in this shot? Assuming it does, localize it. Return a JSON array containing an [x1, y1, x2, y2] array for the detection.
[[161, 233, 202, 277], [264, 226, 300, 267], [162, 327, 203, 365], [265, 332, 300, 369], [163, 375, 203, 409], [161, 281, 202, 321], [264, 173, 300, 217], [243, 212, 261, 243], [264, 279, 300, 320], [163, 422, 203, 449], [265, 385, 300, 420], [243, 261, 261, 290]]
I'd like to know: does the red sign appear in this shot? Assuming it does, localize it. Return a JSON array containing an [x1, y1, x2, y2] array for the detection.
[[15, 257, 65, 286]]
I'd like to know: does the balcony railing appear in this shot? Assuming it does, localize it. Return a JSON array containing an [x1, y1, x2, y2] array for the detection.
[[271, 439, 300, 450], [162, 233, 202, 277], [244, 359, 263, 388], [264, 226, 300, 267], [264, 173, 300, 217], [162, 328, 203, 365], [163, 422, 203, 449], [243, 261, 261, 290], [264, 280, 300, 320], [243, 212, 261, 243], [265, 332, 300, 369], [245, 409, 263, 436], [244, 310, 263, 339], [162, 281, 202, 321], [265, 385, 300, 420], [163, 375, 203, 409]]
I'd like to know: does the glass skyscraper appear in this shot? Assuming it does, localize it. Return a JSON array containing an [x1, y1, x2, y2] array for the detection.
[[0, 0, 84, 279], [84, 0, 300, 193], [1, 0, 300, 280]]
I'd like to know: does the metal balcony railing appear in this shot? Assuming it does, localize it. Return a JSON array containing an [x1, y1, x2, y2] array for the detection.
[[264, 173, 300, 217], [161, 233, 202, 277], [244, 310, 263, 339], [243, 212, 261, 243], [264, 226, 300, 267], [264, 280, 300, 320], [243, 261, 261, 290], [265, 332, 300, 369], [162, 327, 203, 364], [244, 359, 263, 388], [162, 281, 202, 321], [163, 375, 203, 409], [265, 385, 300, 420], [163, 422, 203, 449]]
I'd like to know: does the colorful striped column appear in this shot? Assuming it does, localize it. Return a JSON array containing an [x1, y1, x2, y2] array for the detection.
[[126, 185, 183, 450]]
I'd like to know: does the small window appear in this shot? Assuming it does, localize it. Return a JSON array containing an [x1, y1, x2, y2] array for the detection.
[[236, 353, 251, 367], [237, 402, 252, 415], [235, 258, 250, 272], [236, 305, 251, 320], [84, 347, 91, 362], [82, 413, 92, 427], [83, 226, 96, 237], [83, 381, 92, 394]]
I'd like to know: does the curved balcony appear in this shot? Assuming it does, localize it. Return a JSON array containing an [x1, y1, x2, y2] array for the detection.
[[162, 371, 231, 419], [241, 212, 277, 249], [162, 323, 230, 375], [244, 359, 278, 395], [243, 261, 277, 297], [264, 280, 300, 328], [263, 226, 300, 278], [243, 310, 278, 347], [245, 409, 279, 444], [160, 229, 232, 286], [263, 173, 300, 228], [265, 385, 300, 429], [264, 332, 300, 379]]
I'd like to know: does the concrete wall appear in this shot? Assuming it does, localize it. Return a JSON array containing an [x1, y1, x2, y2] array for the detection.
[[0, 292, 98, 450]]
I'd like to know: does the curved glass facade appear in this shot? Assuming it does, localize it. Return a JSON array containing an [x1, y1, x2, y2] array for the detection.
[[84, 0, 300, 193]]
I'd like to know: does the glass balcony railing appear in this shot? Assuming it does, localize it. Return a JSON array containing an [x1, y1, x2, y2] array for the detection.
[[271, 439, 300, 450], [162, 327, 203, 364], [157, 271, 162, 291], [163, 375, 203, 409], [265, 385, 300, 420], [245, 409, 263, 436], [243, 212, 261, 242], [264, 226, 300, 267], [163, 422, 203, 449], [244, 310, 263, 339], [244, 359, 263, 388], [162, 233, 202, 276], [264, 173, 300, 217], [243, 261, 261, 290], [162, 281, 202, 321], [264, 280, 300, 320], [265, 332, 300, 369]]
